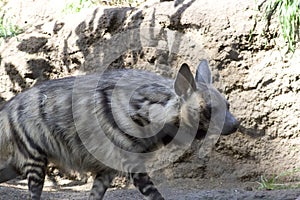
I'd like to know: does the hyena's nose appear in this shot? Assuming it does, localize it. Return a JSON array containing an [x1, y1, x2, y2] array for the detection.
[[221, 112, 240, 135], [232, 120, 240, 132], [222, 121, 239, 135]]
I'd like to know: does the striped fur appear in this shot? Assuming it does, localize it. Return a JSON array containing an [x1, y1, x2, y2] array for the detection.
[[0, 60, 239, 199]]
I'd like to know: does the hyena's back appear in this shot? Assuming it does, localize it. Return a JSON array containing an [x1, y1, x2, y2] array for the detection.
[[0, 75, 94, 172], [0, 70, 174, 171], [0, 69, 173, 199]]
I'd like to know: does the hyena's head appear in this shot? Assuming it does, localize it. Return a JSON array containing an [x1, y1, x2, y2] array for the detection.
[[174, 59, 239, 140]]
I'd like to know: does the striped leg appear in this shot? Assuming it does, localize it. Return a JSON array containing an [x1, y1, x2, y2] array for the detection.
[[131, 173, 164, 200], [89, 173, 114, 200], [24, 160, 47, 200]]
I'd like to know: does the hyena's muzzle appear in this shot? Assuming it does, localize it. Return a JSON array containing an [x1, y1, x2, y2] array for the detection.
[[221, 110, 240, 135], [195, 107, 239, 140]]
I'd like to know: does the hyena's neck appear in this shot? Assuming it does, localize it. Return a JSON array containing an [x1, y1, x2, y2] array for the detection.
[[147, 96, 182, 146], [102, 80, 181, 152]]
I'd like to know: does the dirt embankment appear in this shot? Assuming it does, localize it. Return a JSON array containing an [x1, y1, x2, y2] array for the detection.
[[0, 0, 299, 199]]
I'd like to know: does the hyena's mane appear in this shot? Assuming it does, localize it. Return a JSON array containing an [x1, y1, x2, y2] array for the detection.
[[86, 69, 182, 153]]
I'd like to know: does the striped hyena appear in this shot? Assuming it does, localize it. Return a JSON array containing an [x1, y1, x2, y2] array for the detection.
[[0, 60, 239, 199]]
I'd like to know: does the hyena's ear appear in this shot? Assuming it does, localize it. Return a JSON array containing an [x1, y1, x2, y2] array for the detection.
[[174, 63, 196, 99], [195, 59, 212, 84]]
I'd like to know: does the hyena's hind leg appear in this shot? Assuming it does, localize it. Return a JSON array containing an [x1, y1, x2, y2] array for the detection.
[[24, 158, 48, 200], [89, 172, 115, 200], [131, 173, 165, 200]]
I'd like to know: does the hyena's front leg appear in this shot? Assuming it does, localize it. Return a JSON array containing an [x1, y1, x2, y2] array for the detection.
[[89, 173, 114, 200], [131, 173, 165, 200], [24, 159, 47, 200]]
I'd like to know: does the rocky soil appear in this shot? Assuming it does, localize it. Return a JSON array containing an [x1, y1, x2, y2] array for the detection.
[[0, 0, 300, 199], [1, 177, 300, 199], [1, 183, 300, 200]]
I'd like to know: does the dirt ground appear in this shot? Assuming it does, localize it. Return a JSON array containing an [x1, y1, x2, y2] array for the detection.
[[1, 178, 300, 200]]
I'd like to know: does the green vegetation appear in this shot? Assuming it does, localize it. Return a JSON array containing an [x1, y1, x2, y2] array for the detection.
[[62, 0, 146, 13], [0, 0, 22, 39], [257, 168, 300, 190], [0, 18, 22, 39], [262, 0, 300, 52], [63, 0, 94, 14]]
